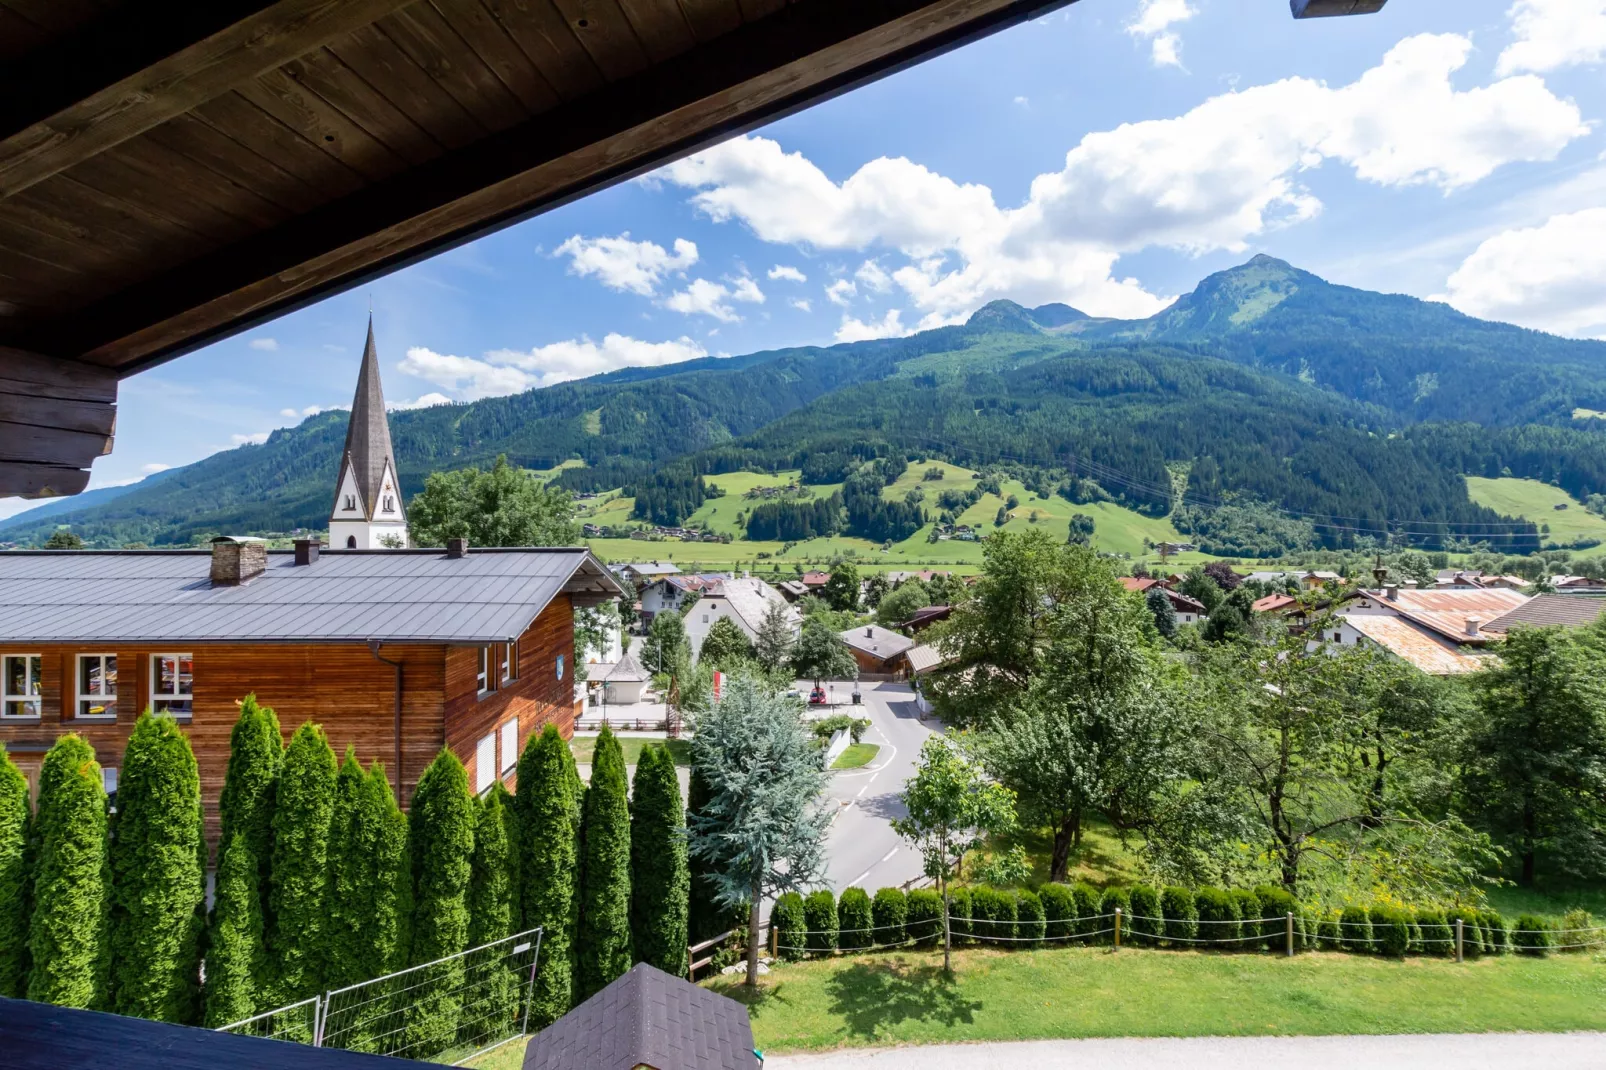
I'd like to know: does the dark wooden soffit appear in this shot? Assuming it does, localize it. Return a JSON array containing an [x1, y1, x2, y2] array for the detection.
[[4, 0, 1077, 373]]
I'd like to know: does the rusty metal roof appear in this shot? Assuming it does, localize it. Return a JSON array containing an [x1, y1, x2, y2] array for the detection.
[[1344, 614, 1494, 675], [1370, 588, 1530, 643]]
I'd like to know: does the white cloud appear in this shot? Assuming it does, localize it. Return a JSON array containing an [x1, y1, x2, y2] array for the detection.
[[729, 275, 766, 304], [1014, 95, 1030, 107], [789, 298, 813, 313], [400, 334, 709, 400], [1497, 0, 1606, 74], [1443, 207, 1606, 337], [248, 337, 279, 351], [658, 35, 1586, 327], [856, 259, 894, 293], [278, 405, 326, 421], [141, 463, 171, 475], [1127, 0, 1195, 69], [665, 278, 742, 322], [835, 309, 910, 343], [768, 264, 807, 282], [389, 392, 456, 411], [232, 432, 271, 446], [825, 279, 857, 307], [554, 233, 698, 295]]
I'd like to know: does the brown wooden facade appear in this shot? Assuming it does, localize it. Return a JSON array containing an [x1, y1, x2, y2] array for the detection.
[[0, 594, 577, 846]]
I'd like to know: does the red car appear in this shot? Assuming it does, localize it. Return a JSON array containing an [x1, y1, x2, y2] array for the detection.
[[808, 686, 827, 705]]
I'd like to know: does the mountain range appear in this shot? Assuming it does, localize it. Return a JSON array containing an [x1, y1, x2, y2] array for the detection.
[[6, 255, 1606, 554]]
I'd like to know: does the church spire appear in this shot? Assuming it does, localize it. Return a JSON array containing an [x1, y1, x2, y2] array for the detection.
[[329, 318, 407, 548]]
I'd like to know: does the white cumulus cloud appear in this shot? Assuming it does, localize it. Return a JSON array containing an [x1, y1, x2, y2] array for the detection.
[[1497, 0, 1606, 74], [248, 337, 279, 351], [665, 278, 743, 322], [141, 463, 171, 475], [768, 264, 807, 282], [232, 432, 271, 446], [1127, 0, 1195, 69], [825, 279, 858, 307], [656, 34, 1586, 328], [729, 275, 766, 304], [278, 405, 326, 421], [789, 298, 813, 313], [389, 393, 456, 411], [400, 334, 709, 401], [554, 233, 698, 295], [1444, 207, 1606, 337], [856, 260, 894, 293], [835, 309, 910, 343]]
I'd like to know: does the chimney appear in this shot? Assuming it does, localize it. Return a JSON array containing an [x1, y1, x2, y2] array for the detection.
[[866, 627, 874, 637], [1385, 584, 1399, 601], [1466, 616, 1482, 637], [446, 537, 469, 559], [293, 538, 320, 566], [210, 536, 267, 585]]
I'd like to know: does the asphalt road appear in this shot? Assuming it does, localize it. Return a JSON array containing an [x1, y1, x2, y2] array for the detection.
[[818, 680, 940, 894]]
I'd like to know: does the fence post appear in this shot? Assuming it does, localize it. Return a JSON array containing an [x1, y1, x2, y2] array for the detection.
[[1286, 912, 1294, 957], [770, 922, 779, 959], [312, 994, 326, 1048], [1113, 908, 1121, 950], [1455, 918, 1464, 963], [521, 928, 544, 1036]]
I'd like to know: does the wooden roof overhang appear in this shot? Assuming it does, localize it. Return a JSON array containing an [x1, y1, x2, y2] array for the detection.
[[0, 0, 1075, 499]]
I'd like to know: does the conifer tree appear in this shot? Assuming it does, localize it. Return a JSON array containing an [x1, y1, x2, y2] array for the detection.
[[753, 600, 796, 674], [203, 833, 264, 1027], [108, 714, 206, 1023], [575, 726, 632, 1001], [685, 766, 739, 944], [0, 748, 31, 998], [630, 745, 688, 975], [405, 748, 474, 1056], [514, 725, 577, 1027], [267, 722, 337, 1004], [467, 784, 520, 1041], [217, 694, 282, 940], [28, 734, 108, 1009]]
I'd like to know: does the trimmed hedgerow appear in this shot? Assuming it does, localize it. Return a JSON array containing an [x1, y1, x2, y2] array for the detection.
[[1071, 883, 1100, 939], [1016, 889, 1046, 947], [971, 885, 1016, 944], [803, 889, 837, 955], [1161, 886, 1198, 945], [1416, 907, 1453, 957], [872, 888, 907, 947], [1513, 914, 1555, 956], [1099, 887, 1130, 945], [771, 893, 806, 961], [28, 734, 108, 1010], [1254, 886, 1297, 950], [837, 887, 872, 952], [1340, 905, 1373, 953], [948, 887, 972, 947], [1127, 885, 1162, 947], [1230, 889, 1261, 951], [906, 889, 942, 945], [1317, 910, 1342, 948], [1446, 907, 1482, 957], [1369, 905, 1411, 958], [1039, 883, 1076, 941], [0, 748, 33, 1000], [1194, 887, 1239, 948], [1482, 910, 1511, 954]]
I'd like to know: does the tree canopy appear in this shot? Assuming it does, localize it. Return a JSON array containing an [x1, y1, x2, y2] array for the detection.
[[408, 454, 578, 548]]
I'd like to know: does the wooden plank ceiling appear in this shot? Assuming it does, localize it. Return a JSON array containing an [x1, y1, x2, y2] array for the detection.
[[0, 0, 1074, 498]]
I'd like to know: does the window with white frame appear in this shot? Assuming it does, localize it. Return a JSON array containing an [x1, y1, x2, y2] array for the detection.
[[76, 654, 117, 719], [500, 718, 517, 773], [2, 655, 42, 718], [501, 640, 518, 685], [477, 647, 492, 695], [475, 732, 496, 794], [151, 654, 193, 716]]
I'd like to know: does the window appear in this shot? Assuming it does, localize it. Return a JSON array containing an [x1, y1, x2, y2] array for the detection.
[[344, 494, 356, 511], [76, 654, 117, 719], [103, 767, 118, 811], [477, 647, 492, 695], [500, 718, 518, 773], [346, 535, 357, 549], [383, 495, 395, 512], [475, 732, 496, 794], [2, 655, 41, 718], [501, 640, 518, 685], [151, 654, 193, 717]]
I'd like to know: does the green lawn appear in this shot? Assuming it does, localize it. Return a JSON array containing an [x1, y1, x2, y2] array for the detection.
[[1575, 408, 1606, 421], [1465, 476, 1606, 546], [832, 743, 880, 769], [711, 946, 1606, 1052], [569, 735, 691, 767]]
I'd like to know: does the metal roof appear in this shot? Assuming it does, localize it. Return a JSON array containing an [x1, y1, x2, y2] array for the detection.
[[1483, 595, 1606, 634], [839, 624, 916, 662], [0, 547, 621, 645], [1366, 588, 1530, 644], [1343, 614, 1493, 676]]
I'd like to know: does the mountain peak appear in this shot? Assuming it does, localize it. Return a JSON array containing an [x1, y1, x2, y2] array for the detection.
[[965, 299, 1091, 334]]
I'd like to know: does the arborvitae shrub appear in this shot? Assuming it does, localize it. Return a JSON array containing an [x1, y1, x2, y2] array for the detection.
[[803, 889, 837, 955], [971, 886, 1016, 944], [906, 890, 942, 945], [947, 887, 972, 946], [576, 727, 632, 1001], [628, 745, 688, 976], [268, 722, 337, 1005], [1318, 910, 1341, 947], [28, 734, 108, 1010], [203, 835, 262, 1027], [1194, 888, 1238, 948], [1230, 889, 1261, 950], [1071, 882, 1100, 938], [108, 714, 207, 1023], [322, 760, 409, 1015], [770, 892, 806, 961], [1481, 910, 1511, 954], [514, 726, 577, 1027], [837, 887, 872, 952], [1254, 886, 1297, 949], [467, 785, 520, 1044], [405, 748, 475, 1057], [1127, 885, 1162, 946], [217, 695, 281, 943], [1513, 914, 1554, 956], [1039, 883, 1076, 941], [1099, 887, 1130, 945], [1339, 905, 1373, 953], [1016, 889, 1046, 947], [1161, 886, 1198, 944], [1405, 910, 1424, 954], [872, 888, 907, 946], [1446, 907, 1482, 956], [1416, 907, 1453, 957], [0, 749, 31, 999], [1369, 905, 1410, 958]]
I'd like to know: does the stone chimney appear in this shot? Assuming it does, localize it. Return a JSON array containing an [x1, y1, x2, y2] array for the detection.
[[447, 537, 469, 559], [1385, 584, 1399, 601], [210, 536, 267, 585], [1465, 616, 1482, 637], [293, 538, 320, 566]]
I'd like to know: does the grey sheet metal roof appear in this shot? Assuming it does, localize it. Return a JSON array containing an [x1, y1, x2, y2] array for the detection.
[[521, 962, 757, 1070], [0, 547, 622, 645]]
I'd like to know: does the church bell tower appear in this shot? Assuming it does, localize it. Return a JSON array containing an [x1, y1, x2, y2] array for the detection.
[[329, 319, 408, 549]]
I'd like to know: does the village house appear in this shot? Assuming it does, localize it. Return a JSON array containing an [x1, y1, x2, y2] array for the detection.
[[1550, 574, 1606, 592], [839, 624, 916, 677], [1121, 577, 1209, 625], [1481, 594, 1606, 633], [683, 576, 800, 656], [1245, 569, 1345, 590], [900, 605, 953, 633], [636, 572, 727, 625], [611, 561, 681, 589], [1317, 583, 1530, 675], [1434, 569, 1528, 590]]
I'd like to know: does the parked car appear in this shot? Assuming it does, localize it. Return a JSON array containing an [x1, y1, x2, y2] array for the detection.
[[808, 686, 827, 705]]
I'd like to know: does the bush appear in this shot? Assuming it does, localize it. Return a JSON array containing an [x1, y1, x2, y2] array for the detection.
[[1416, 907, 1453, 957], [1340, 905, 1373, 953], [1161, 886, 1198, 944], [948, 887, 972, 946], [971, 885, 1016, 944], [1071, 882, 1101, 939], [1445, 907, 1481, 956], [0, 751, 31, 1000], [1194, 888, 1239, 948], [1513, 914, 1555, 956], [1039, 883, 1076, 941], [811, 715, 870, 743], [1254, 886, 1297, 950], [906, 889, 942, 945], [803, 889, 838, 955], [1016, 889, 1046, 947], [1318, 910, 1342, 948], [269, 722, 337, 1005], [630, 745, 689, 975], [1369, 905, 1411, 958], [872, 888, 907, 947], [1300, 907, 1322, 951], [466, 786, 520, 1041], [576, 727, 633, 1001], [837, 887, 872, 952], [1099, 887, 1130, 945], [514, 725, 579, 1027], [771, 893, 806, 961], [1481, 910, 1511, 954], [1559, 909, 1602, 952], [1230, 889, 1262, 950], [405, 748, 475, 1056], [203, 835, 262, 1027], [29, 735, 108, 1009], [1127, 885, 1162, 946]]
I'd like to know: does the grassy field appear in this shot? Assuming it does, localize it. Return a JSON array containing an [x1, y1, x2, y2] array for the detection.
[[1575, 408, 1606, 421], [1466, 476, 1606, 546], [569, 735, 691, 767], [711, 946, 1606, 1052], [832, 743, 880, 769]]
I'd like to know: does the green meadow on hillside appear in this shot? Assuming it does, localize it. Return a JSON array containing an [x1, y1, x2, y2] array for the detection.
[[1465, 477, 1606, 546]]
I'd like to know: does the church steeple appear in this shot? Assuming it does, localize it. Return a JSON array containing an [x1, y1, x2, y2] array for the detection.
[[329, 318, 408, 549]]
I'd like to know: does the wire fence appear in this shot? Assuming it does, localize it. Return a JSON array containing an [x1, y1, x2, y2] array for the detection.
[[217, 927, 543, 1066]]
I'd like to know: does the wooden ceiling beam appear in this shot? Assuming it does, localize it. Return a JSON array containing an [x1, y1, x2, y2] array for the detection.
[[0, 0, 425, 199], [34, 0, 1075, 370], [0, 348, 116, 498]]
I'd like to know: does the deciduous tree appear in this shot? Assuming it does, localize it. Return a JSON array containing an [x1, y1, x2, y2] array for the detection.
[[28, 734, 108, 1009], [575, 727, 632, 1000], [630, 745, 689, 975], [698, 616, 754, 669], [409, 454, 578, 548], [790, 619, 857, 685], [822, 562, 860, 611]]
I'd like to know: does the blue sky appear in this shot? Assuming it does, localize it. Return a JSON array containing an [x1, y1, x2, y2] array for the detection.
[[7, 0, 1605, 521]]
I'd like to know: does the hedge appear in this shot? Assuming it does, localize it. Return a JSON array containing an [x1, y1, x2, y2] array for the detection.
[[28, 734, 108, 1010], [872, 888, 907, 947], [1015, 889, 1046, 947], [1447, 907, 1483, 957], [1127, 885, 1162, 946], [1161, 886, 1197, 944], [1514, 914, 1554, 956], [1194, 887, 1239, 948], [1369, 905, 1411, 958], [837, 887, 872, 951], [803, 889, 837, 955], [1230, 889, 1261, 951], [1099, 887, 1130, 944], [1340, 905, 1373, 953], [971, 886, 1016, 942], [771, 893, 806, 961], [1039, 883, 1076, 941], [948, 887, 972, 946], [0, 748, 33, 1000], [1417, 907, 1453, 957], [906, 889, 942, 945], [1254, 886, 1298, 949], [1482, 910, 1511, 954], [1071, 883, 1100, 937]]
